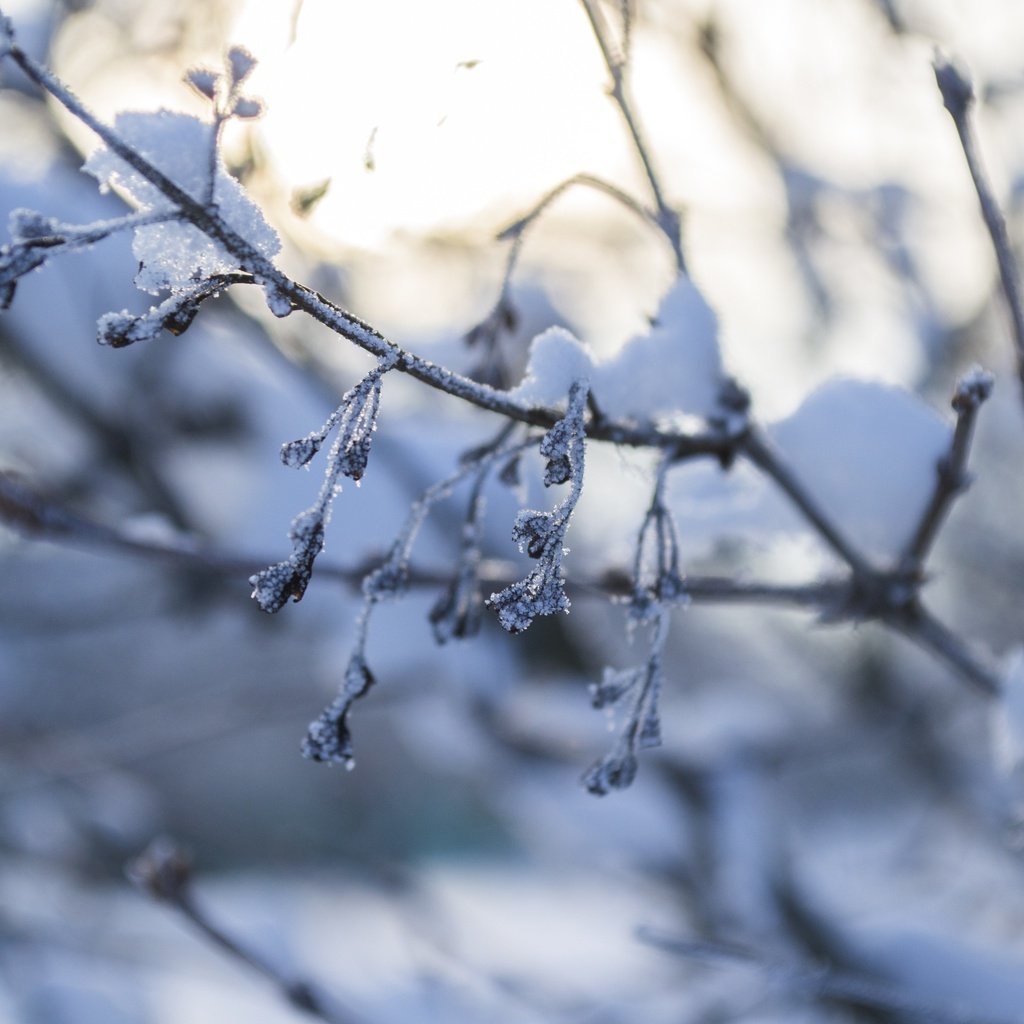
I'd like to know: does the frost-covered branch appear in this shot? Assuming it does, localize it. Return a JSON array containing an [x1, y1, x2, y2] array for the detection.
[[303, 424, 531, 767], [934, 53, 1024, 400], [637, 928, 1016, 1024]]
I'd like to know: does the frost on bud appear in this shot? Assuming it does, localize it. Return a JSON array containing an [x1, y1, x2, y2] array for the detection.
[[97, 310, 164, 348], [249, 510, 324, 613], [933, 52, 974, 121], [263, 281, 293, 318], [952, 365, 994, 413], [302, 654, 376, 766], [280, 434, 325, 469], [429, 568, 483, 644], [512, 509, 554, 559], [488, 569, 570, 635], [232, 97, 264, 120], [488, 379, 588, 635], [582, 608, 668, 796], [227, 45, 257, 86], [186, 67, 220, 101], [96, 279, 236, 348], [259, 362, 391, 612], [590, 666, 642, 710], [126, 837, 193, 902], [539, 416, 573, 486], [582, 751, 638, 796], [9, 208, 61, 242]]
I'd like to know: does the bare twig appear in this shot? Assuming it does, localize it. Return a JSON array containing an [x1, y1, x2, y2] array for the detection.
[[886, 599, 1002, 697], [127, 839, 361, 1024], [934, 53, 1024, 399], [739, 428, 874, 578], [899, 366, 994, 577], [637, 928, 1017, 1024], [578, 0, 685, 271]]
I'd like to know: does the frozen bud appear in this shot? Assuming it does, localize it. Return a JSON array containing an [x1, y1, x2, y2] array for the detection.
[[186, 67, 220, 101], [126, 837, 192, 901], [226, 45, 257, 85], [582, 751, 638, 796], [232, 96, 264, 120]]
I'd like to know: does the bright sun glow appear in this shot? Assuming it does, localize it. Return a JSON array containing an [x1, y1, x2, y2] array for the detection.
[[229, 0, 631, 247]]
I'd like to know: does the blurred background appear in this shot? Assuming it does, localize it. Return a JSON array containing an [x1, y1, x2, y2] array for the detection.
[[4, 0, 1024, 1020]]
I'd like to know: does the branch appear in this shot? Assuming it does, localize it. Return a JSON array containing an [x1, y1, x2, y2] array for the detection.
[[578, 0, 685, 271], [637, 928, 1017, 1024], [1, 29, 717, 454], [886, 599, 1002, 697], [934, 53, 1024, 401], [127, 839, 361, 1024], [899, 366, 994, 577], [738, 428, 874, 577]]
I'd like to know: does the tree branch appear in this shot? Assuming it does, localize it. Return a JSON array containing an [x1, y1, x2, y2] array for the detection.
[[934, 53, 1024, 401], [127, 838, 361, 1024], [578, 0, 685, 272]]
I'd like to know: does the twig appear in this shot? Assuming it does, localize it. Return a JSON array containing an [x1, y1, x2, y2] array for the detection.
[[886, 599, 1002, 697], [739, 428, 874, 578], [637, 927, 1017, 1024], [578, 0, 685, 271], [899, 366, 994, 577], [934, 53, 1024, 400], [127, 838, 361, 1024]]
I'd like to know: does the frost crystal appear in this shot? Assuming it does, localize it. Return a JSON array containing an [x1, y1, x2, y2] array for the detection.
[[488, 379, 589, 633]]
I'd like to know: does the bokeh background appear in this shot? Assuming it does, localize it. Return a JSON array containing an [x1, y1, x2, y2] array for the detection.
[[4, 0, 1024, 1021]]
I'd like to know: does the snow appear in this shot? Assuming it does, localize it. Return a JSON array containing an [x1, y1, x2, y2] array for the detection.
[[993, 647, 1024, 776], [594, 275, 723, 422], [83, 110, 279, 294], [506, 325, 592, 407], [767, 378, 951, 558], [508, 276, 723, 421]]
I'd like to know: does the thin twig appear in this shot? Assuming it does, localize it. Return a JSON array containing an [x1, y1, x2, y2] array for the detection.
[[739, 428, 874, 578], [934, 53, 1024, 400], [887, 599, 1002, 697], [578, 0, 685, 271], [899, 366, 994, 577], [127, 839, 361, 1024], [637, 928, 1017, 1024]]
